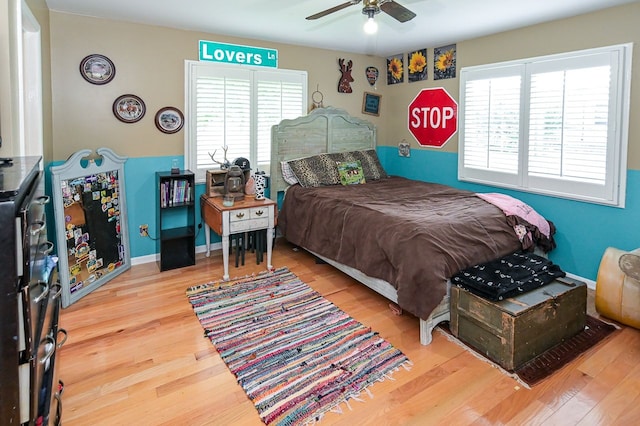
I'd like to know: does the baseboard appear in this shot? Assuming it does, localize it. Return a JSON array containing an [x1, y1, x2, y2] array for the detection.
[[130, 244, 597, 291], [130, 253, 157, 266], [131, 242, 223, 266], [566, 271, 596, 290]]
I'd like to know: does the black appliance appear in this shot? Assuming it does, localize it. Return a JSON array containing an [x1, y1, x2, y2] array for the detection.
[[0, 156, 65, 425]]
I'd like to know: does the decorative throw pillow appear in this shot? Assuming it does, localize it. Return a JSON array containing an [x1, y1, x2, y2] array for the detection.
[[337, 160, 366, 185], [286, 154, 340, 187], [280, 161, 299, 185], [333, 149, 388, 181]]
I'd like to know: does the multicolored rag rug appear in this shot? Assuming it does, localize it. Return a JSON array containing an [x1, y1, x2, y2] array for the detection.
[[186, 267, 411, 425]]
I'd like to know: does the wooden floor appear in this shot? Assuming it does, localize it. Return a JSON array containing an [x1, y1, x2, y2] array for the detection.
[[58, 240, 640, 425]]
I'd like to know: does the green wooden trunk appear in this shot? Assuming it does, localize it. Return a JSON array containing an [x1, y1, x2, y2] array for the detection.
[[449, 277, 587, 371]]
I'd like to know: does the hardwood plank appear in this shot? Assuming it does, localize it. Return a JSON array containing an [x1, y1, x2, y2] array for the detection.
[[448, 375, 521, 426], [57, 240, 640, 425], [543, 331, 640, 425], [577, 361, 640, 425]]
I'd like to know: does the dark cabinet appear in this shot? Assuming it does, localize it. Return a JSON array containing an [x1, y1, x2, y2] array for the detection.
[[156, 170, 196, 271], [1, 156, 64, 425]]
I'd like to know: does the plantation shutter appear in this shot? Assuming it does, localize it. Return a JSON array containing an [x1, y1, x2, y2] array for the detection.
[[459, 65, 523, 187], [458, 44, 629, 206], [191, 66, 251, 179], [187, 62, 306, 182], [255, 70, 306, 167], [526, 52, 615, 200]]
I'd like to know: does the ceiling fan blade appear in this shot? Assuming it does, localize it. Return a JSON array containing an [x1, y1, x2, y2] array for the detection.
[[380, 1, 416, 23], [306, 1, 361, 20]]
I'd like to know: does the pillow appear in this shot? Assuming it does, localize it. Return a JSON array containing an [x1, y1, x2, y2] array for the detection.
[[330, 149, 388, 181], [280, 161, 299, 185], [286, 153, 340, 187], [337, 160, 366, 185]]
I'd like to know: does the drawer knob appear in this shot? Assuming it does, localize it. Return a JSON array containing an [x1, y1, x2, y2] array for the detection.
[[255, 210, 263, 216], [236, 212, 245, 219]]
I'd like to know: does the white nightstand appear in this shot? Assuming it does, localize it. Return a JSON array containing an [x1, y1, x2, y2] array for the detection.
[[201, 195, 276, 280]]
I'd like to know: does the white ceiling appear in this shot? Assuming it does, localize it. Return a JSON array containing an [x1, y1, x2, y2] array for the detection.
[[45, 0, 638, 57]]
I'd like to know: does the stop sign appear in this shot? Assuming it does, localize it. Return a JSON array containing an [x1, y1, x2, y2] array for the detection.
[[408, 88, 458, 148]]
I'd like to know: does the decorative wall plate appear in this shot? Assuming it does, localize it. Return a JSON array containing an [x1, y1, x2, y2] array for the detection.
[[154, 107, 184, 134], [112, 94, 146, 123], [79, 54, 115, 85], [365, 66, 379, 86]]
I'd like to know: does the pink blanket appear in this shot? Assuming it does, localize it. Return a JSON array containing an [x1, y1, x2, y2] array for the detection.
[[476, 192, 551, 238]]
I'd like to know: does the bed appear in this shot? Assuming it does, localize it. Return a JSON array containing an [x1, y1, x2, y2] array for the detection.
[[269, 107, 549, 345]]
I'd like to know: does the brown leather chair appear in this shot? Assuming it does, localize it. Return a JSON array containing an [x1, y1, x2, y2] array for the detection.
[[596, 247, 640, 329]]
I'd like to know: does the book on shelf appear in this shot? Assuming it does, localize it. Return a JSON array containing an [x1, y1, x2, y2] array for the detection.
[[160, 178, 192, 207]]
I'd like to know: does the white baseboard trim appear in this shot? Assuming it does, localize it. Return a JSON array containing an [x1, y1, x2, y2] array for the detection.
[[130, 244, 597, 292], [566, 271, 596, 290], [130, 253, 157, 266], [130, 242, 223, 266]]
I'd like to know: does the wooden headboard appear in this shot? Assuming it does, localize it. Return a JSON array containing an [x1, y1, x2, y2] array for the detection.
[[269, 106, 377, 200]]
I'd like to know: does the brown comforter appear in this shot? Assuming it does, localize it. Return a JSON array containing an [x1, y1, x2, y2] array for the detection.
[[279, 177, 523, 320]]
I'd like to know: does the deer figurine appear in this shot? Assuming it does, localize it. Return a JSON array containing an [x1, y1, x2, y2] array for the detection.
[[338, 58, 354, 93]]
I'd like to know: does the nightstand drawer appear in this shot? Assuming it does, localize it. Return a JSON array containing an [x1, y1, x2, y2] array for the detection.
[[229, 208, 251, 222], [250, 207, 270, 219], [229, 217, 269, 233], [229, 207, 270, 222]]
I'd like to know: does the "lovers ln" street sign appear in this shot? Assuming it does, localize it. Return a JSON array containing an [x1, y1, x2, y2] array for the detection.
[[199, 40, 278, 68]]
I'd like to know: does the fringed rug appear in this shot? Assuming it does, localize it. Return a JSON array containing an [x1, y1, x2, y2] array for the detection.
[[186, 267, 411, 425]]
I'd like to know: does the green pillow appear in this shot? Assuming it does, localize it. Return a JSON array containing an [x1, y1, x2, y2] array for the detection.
[[337, 160, 366, 185]]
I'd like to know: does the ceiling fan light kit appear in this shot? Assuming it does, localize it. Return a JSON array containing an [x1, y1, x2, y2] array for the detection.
[[364, 17, 378, 34], [306, 0, 416, 35], [364, 15, 378, 34]]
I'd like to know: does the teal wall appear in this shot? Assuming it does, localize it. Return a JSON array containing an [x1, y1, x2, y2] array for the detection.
[[377, 146, 640, 282], [48, 150, 639, 282], [123, 156, 215, 259], [47, 155, 218, 264]]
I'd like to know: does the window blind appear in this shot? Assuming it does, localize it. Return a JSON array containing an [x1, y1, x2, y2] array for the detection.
[[459, 44, 631, 207], [186, 62, 307, 182]]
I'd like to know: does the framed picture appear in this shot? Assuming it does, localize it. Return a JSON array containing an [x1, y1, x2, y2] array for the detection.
[[408, 48, 428, 82], [362, 92, 381, 116], [434, 44, 457, 80], [112, 94, 146, 123], [154, 107, 184, 134], [386, 53, 404, 85], [79, 54, 115, 85]]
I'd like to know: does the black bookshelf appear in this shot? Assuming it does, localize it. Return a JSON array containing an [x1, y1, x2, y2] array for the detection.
[[156, 170, 195, 271]]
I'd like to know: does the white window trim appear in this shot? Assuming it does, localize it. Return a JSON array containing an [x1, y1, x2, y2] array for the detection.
[[458, 43, 632, 208]]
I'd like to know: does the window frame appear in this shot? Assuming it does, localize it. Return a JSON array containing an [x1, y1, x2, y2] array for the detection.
[[184, 60, 308, 183], [458, 43, 632, 207]]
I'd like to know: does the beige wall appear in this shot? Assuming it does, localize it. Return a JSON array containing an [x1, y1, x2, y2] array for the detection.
[[49, 3, 640, 169], [49, 12, 386, 160], [379, 2, 640, 170]]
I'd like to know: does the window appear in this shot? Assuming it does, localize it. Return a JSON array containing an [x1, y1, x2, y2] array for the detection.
[[459, 44, 632, 207], [185, 61, 307, 182]]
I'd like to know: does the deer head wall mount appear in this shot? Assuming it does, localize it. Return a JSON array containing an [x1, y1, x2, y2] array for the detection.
[[338, 58, 354, 93]]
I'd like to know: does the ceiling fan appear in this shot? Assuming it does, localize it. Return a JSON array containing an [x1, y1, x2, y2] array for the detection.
[[306, 1, 416, 34]]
